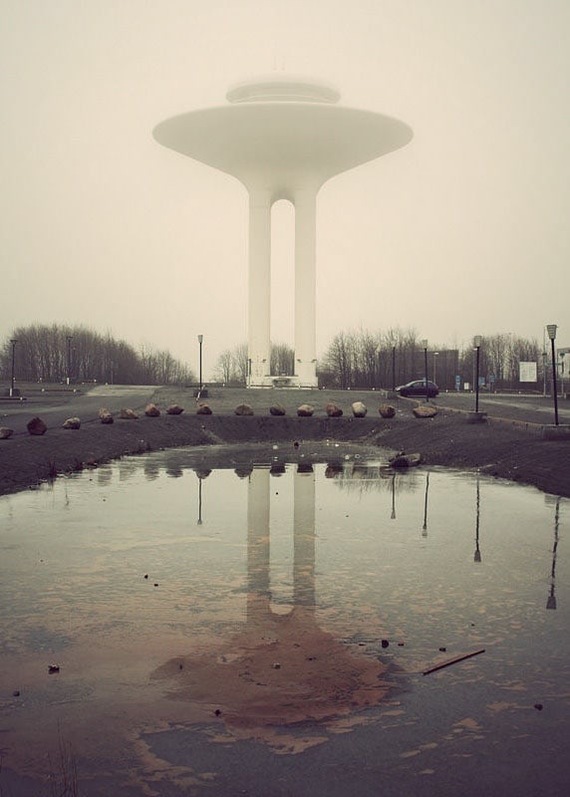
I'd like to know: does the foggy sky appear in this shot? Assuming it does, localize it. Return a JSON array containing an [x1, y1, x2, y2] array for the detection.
[[1, 0, 569, 377]]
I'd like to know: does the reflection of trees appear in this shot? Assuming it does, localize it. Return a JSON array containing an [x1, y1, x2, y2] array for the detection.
[[546, 497, 560, 610]]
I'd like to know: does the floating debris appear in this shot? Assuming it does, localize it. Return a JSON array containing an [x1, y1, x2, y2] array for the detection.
[[423, 649, 485, 676]]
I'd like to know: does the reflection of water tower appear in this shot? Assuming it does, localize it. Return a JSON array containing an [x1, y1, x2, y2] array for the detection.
[[153, 77, 412, 387]]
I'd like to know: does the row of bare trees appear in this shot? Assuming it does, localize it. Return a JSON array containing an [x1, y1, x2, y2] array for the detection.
[[213, 342, 295, 385], [213, 329, 543, 391], [0, 324, 195, 385]]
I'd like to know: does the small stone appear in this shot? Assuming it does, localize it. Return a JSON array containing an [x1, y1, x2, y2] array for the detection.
[[27, 417, 47, 436], [351, 401, 367, 418], [215, 708, 222, 716], [269, 404, 286, 416], [98, 408, 114, 424], [381, 639, 389, 648], [62, 417, 81, 430], [144, 403, 161, 417], [179, 663, 184, 670], [196, 403, 212, 415], [234, 403, 254, 416], [325, 402, 343, 417], [378, 403, 396, 418], [413, 404, 438, 418], [0, 427, 14, 439], [144, 574, 149, 579], [48, 664, 60, 674], [534, 703, 544, 711], [297, 404, 314, 417], [272, 662, 281, 669], [397, 642, 405, 647], [166, 404, 184, 415], [12, 690, 20, 697], [153, 583, 159, 587], [119, 408, 138, 420], [439, 646, 447, 652]]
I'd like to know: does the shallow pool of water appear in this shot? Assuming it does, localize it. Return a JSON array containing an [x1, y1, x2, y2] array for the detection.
[[0, 447, 568, 796]]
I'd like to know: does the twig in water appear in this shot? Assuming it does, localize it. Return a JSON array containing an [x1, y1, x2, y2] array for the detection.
[[422, 648, 486, 676]]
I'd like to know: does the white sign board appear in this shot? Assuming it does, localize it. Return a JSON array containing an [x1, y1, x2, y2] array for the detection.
[[519, 361, 537, 383]]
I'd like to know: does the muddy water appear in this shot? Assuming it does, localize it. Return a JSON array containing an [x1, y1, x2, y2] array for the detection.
[[0, 444, 568, 796]]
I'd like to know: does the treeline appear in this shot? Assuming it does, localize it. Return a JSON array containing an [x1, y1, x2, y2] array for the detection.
[[0, 324, 195, 385], [214, 329, 542, 391], [213, 342, 295, 385]]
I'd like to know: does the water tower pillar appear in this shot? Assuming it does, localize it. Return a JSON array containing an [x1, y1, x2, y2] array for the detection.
[[248, 189, 272, 384], [294, 189, 318, 387]]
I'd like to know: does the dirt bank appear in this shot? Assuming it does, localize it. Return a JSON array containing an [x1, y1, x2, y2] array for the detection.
[[1, 388, 569, 497]]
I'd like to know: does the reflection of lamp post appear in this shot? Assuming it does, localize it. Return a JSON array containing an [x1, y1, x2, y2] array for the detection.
[[390, 472, 396, 520], [433, 351, 439, 385], [474, 478, 482, 562], [546, 497, 560, 609], [421, 339, 428, 402], [422, 472, 430, 536], [197, 477, 203, 525], [198, 334, 204, 394], [473, 336, 482, 413], [66, 335, 73, 385], [392, 345, 396, 391], [546, 325, 559, 425], [9, 339, 18, 397]]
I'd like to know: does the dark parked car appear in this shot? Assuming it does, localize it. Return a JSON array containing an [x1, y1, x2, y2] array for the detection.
[[395, 379, 439, 398]]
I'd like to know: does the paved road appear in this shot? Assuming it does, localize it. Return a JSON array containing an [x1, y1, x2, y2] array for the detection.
[[0, 385, 157, 435], [434, 391, 570, 425]]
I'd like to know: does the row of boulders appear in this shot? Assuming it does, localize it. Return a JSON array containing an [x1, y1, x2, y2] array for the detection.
[[0, 401, 438, 439]]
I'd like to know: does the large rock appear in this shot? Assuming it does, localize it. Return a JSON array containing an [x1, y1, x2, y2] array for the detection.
[[99, 408, 114, 424], [351, 401, 367, 418], [413, 404, 438, 418], [166, 404, 184, 415], [119, 408, 138, 420], [27, 417, 47, 436], [269, 404, 286, 416], [235, 403, 254, 416], [145, 403, 161, 417], [378, 403, 396, 418], [325, 403, 343, 417], [62, 417, 81, 430], [196, 403, 213, 415], [297, 404, 314, 417], [0, 427, 14, 439], [389, 451, 421, 468]]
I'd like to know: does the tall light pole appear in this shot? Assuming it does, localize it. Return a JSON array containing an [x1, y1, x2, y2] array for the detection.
[[198, 334, 204, 395], [547, 324, 559, 426], [66, 335, 73, 385], [392, 345, 396, 392], [9, 339, 17, 397], [421, 339, 428, 402], [433, 351, 439, 385], [473, 336, 482, 413]]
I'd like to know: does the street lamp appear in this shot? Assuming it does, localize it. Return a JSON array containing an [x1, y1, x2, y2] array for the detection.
[[9, 339, 18, 397], [473, 335, 482, 413], [547, 324, 559, 426], [197, 334, 203, 395], [433, 351, 439, 385], [66, 335, 73, 385], [420, 339, 428, 402]]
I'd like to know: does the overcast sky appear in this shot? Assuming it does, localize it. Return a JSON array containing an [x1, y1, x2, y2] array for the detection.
[[1, 0, 569, 376]]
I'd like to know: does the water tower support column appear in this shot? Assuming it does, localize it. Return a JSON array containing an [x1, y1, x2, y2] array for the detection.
[[294, 189, 318, 387], [248, 190, 272, 385]]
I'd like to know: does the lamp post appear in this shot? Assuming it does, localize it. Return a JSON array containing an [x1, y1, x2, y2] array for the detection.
[[392, 345, 396, 392], [420, 339, 428, 402], [9, 339, 17, 397], [197, 334, 203, 395], [542, 350, 547, 397], [547, 325, 559, 426], [433, 351, 439, 385], [66, 335, 73, 385], [473, 336, 482, 413]]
